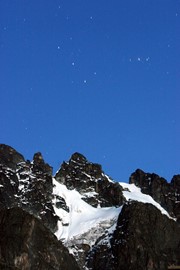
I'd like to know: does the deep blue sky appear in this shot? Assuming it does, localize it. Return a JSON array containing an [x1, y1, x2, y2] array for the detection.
[[1, 0, 179, 182]]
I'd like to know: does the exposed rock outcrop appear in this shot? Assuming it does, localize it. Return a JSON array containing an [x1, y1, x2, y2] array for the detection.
[[87, 202, 180, 270], [55, 152, 124, 207], [0, 207, 79, 270], [32, 152, 53, 176], [130, 169, 180, 222], [0, 145, 58, 233], [0, 144, 25, 170]]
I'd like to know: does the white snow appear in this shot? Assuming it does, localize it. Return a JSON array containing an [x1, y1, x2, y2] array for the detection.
[[18, 183, 25, 191], [52, 178, 121, 242], [119, 182, 173, 219], [104, 174, 114, 183], [81, 191, 98, 197], [52, 177, 175, 246], [82, 172, 92, 179]]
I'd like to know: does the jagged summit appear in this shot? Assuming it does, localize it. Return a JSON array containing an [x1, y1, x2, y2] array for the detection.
[[0, 144, 179, 269], [55, 152, 123, 208], [0, 144, 25, 169], [130, 168, 180, 222], [32, 151, 53, 175], [70, 152, 88, 164]]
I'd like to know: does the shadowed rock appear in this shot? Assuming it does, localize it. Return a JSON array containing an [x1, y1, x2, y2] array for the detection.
[[0, 207, 80, 270], [129, 169, 180, 222], [0, 144, 25, 170], [32, 152, 53, 176], [87, 202, 180, 270]]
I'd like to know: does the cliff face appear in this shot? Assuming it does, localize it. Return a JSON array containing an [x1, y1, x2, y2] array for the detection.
[[0, 144, 179, 270], [87, 202, 180, 270], [0, 207, 78, 270], [130, 169, 180, 223]]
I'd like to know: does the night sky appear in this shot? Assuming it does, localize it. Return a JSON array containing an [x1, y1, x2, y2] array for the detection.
[[1, 1, 179, 182]]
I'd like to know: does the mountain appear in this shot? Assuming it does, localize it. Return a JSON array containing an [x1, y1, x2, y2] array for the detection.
[[0, 144, 179, 270]]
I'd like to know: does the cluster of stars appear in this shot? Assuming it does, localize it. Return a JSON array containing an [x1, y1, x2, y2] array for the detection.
[[129, 57, 150, 63]]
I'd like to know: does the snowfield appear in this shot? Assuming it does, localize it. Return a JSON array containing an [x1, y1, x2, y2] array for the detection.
[[53, 178, 121, 242], [52, 178, 174, 244]]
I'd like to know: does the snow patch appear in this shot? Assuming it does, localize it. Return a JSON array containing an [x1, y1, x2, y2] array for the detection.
[[119, 182, 174, 219], [52, 178, 121, 243], [81, 191, 98, 198]]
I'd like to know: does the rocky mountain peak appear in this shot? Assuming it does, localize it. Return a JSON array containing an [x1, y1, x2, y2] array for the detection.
[[129, 169, 180, 222], [68, 152, 103, 177], [171, 174, 180, 190], [0, 144, 25, 170], [32, 152, 53, 175], [33, 152, 44, 163], [55, 153, 124, 207], [70, 152, 88, 164]]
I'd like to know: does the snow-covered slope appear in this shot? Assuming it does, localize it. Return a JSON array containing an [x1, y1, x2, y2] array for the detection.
[[52, 178, 121, 245], [119, 182, 173, 219]]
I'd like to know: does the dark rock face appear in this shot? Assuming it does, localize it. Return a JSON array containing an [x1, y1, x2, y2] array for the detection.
[[32, 152, 53, 176], [87, 202, 180, 270], [171, 175, 180, 222], [112, 202, 180, 270], [0, 144, 25, 170], [0, 207, 79, 270], [55, 152, 124, 207], [129, 169, 180, 222], [0, 146, 58, 233]]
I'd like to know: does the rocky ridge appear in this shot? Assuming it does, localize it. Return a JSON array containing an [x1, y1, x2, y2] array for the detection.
[[130, 169, 180, 223], [55, 152, 124, 207], [0, 144, 179, 270]]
